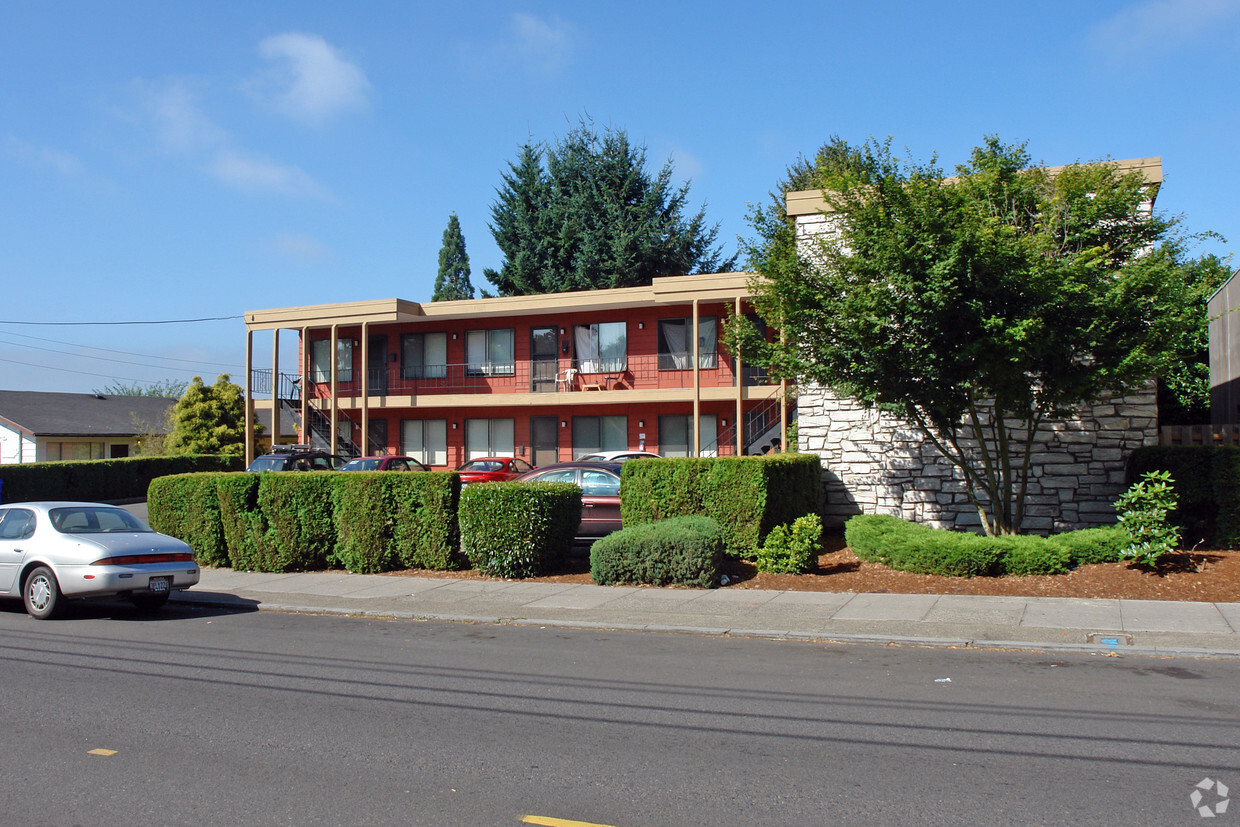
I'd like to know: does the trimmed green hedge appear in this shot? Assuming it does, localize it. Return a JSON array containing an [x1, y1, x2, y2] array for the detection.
[[1, 454, 241, 504], [845, 514, 1128, 577], [330, 472, 462, 573], [1126, 446, 1240, 548], [147, 472, 231, 566], [146, 470, 461, 573], [458, 481, 580, 578], [590, 515, 724, 588], [620, 453, 821, 559]]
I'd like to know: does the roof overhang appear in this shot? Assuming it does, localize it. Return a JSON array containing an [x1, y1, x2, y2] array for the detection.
[[245, 272, 758, 331]]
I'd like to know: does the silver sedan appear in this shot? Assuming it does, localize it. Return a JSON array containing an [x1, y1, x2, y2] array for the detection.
[[0, 502, 200, 619]]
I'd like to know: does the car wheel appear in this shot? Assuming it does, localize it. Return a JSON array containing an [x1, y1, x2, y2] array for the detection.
[[131, 593, 169, 612], [24, 566, 63, 620]]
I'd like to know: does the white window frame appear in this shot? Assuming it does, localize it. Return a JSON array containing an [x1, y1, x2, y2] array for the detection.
[[466, 329, 515, 376]]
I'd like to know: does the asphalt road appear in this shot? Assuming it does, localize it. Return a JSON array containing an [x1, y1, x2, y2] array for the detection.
[[1, 600, 1238, 826]]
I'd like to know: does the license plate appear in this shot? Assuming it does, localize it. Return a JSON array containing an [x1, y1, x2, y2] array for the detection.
[[149, 576, 171, 593]]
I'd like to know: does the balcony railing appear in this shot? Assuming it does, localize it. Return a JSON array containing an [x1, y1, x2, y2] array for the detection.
[[291, 354, 774, 398]]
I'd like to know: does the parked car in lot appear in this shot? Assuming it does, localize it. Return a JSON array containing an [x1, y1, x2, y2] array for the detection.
[[340, 455, 430, 472], [456, 456, 535, 484], [0, 502, 200, 619], [575, 450, 662, 463], [513, 461, 623, 541], [246, 444, 346, 472]]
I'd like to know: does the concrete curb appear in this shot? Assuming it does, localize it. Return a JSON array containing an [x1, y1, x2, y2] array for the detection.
[[170, 591, 1240, 660]]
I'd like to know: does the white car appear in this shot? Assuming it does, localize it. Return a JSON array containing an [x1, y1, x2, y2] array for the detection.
[[575, 450, 662, 463], [0, 502, 200, 619]]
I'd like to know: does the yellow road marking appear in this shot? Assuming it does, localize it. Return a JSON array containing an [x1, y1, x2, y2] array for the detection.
[[521, 817, 618, 827], [87, 748, 117, 756]]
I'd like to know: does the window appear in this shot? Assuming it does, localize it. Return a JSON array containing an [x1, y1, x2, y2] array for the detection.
[[465, 418, 514, 459], [401, 332, 447, 379], [574, 322, 626, 374], [401, 419, 447, 466], [657, 317, 717, 370], [466, 329, 515, 376], [311, 338, 354, 382], [658, 414, 718, 458], [572, 415, 628, 458], [0, 508, 35, 540], [44, 442, 106, 461]]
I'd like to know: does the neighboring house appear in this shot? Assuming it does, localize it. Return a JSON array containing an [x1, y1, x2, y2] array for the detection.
[[1207, 266, 1240, 425], [786, 158, 1164, 534], [0, 391, 175, 465], [242, 272, 789, 469]]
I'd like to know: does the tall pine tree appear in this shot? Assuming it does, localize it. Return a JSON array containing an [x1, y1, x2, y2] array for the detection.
[[484, 121, 735, 296], [431, 213, 475, 301]]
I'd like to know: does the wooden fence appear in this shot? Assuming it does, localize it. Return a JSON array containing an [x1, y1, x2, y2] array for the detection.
[[1158, 425, 1240, 446]]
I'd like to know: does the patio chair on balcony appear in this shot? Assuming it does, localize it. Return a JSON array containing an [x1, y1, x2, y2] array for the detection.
[[555, 368, 578, 391]]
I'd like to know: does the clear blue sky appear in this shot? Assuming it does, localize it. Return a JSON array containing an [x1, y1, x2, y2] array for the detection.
[[3, 0, 1237, 395]]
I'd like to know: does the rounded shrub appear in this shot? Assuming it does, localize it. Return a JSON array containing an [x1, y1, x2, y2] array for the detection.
[[590, 515, 724, 588]]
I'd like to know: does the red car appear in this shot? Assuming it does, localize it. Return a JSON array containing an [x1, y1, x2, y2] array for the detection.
[[340, 456, 430, 472], [456, 458, 533, 486], [455, 456, 534, 484], [512, 461, 623, 541]]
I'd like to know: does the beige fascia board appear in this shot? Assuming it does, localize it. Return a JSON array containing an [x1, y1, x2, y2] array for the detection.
[[245, 272, 760, 332], [245, 299, 423, 331], [786, 156, 1164, 216]]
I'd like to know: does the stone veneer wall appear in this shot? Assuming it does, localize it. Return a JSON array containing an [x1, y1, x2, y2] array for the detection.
[[798, 385, 1159, 534]]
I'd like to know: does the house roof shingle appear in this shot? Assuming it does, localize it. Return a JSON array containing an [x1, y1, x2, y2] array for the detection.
[[0, 390, 175, 437]]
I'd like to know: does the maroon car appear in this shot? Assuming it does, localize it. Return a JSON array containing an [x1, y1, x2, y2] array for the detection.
[[456, 456, 534, 484], [513, 461, 622, 541], [340, 456, 430, 472]]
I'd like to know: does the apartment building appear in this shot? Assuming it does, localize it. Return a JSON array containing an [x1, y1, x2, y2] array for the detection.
[[242, 272, 790, 468]]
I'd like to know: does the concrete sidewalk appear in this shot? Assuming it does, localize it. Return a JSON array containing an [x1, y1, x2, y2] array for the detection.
[[171, 568, 1240, 659]]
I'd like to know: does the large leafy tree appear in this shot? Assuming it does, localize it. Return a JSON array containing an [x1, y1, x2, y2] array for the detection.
[[431, 213, 475, 301], [165, 374, 259, 456], [741, 136, 1215, 535], [484, 121, 735, 296], [1156, 253, 1232, 425]]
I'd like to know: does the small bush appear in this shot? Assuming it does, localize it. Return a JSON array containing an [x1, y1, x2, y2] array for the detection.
[[590, 516, 723, 588], [1046, 525, 1128, 566], [1115, 470, 1180, 566], [994, 535, 1070, 576], [459, 481, 581, 578], [755, 513, 822, 574], [845, 515, 1129, 577]]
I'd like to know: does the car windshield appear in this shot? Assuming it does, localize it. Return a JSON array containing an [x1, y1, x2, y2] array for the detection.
[[461, 460, 503, 472], [343, 458, 382, 471], [246, 457, 286, 472], [50, 507, 151, 534]]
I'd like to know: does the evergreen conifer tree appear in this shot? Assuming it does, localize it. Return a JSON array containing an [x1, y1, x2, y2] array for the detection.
[[431, 213, 475, 301]]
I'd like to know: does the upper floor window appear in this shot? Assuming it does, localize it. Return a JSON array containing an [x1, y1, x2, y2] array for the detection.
[[401, 332, 448, 379], [310, 338, 353, 382], [658, 317, 717, 370], [574, 322, 626, 374], [466, 329, 515, 376]]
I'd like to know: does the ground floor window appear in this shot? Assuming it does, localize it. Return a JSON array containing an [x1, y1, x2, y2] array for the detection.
[[572, 415, 628, 458], [401, 419, 447, 466], [44, 442, 107, 461], [658, 414, 718, 457], [465, 418, 514, 459]]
